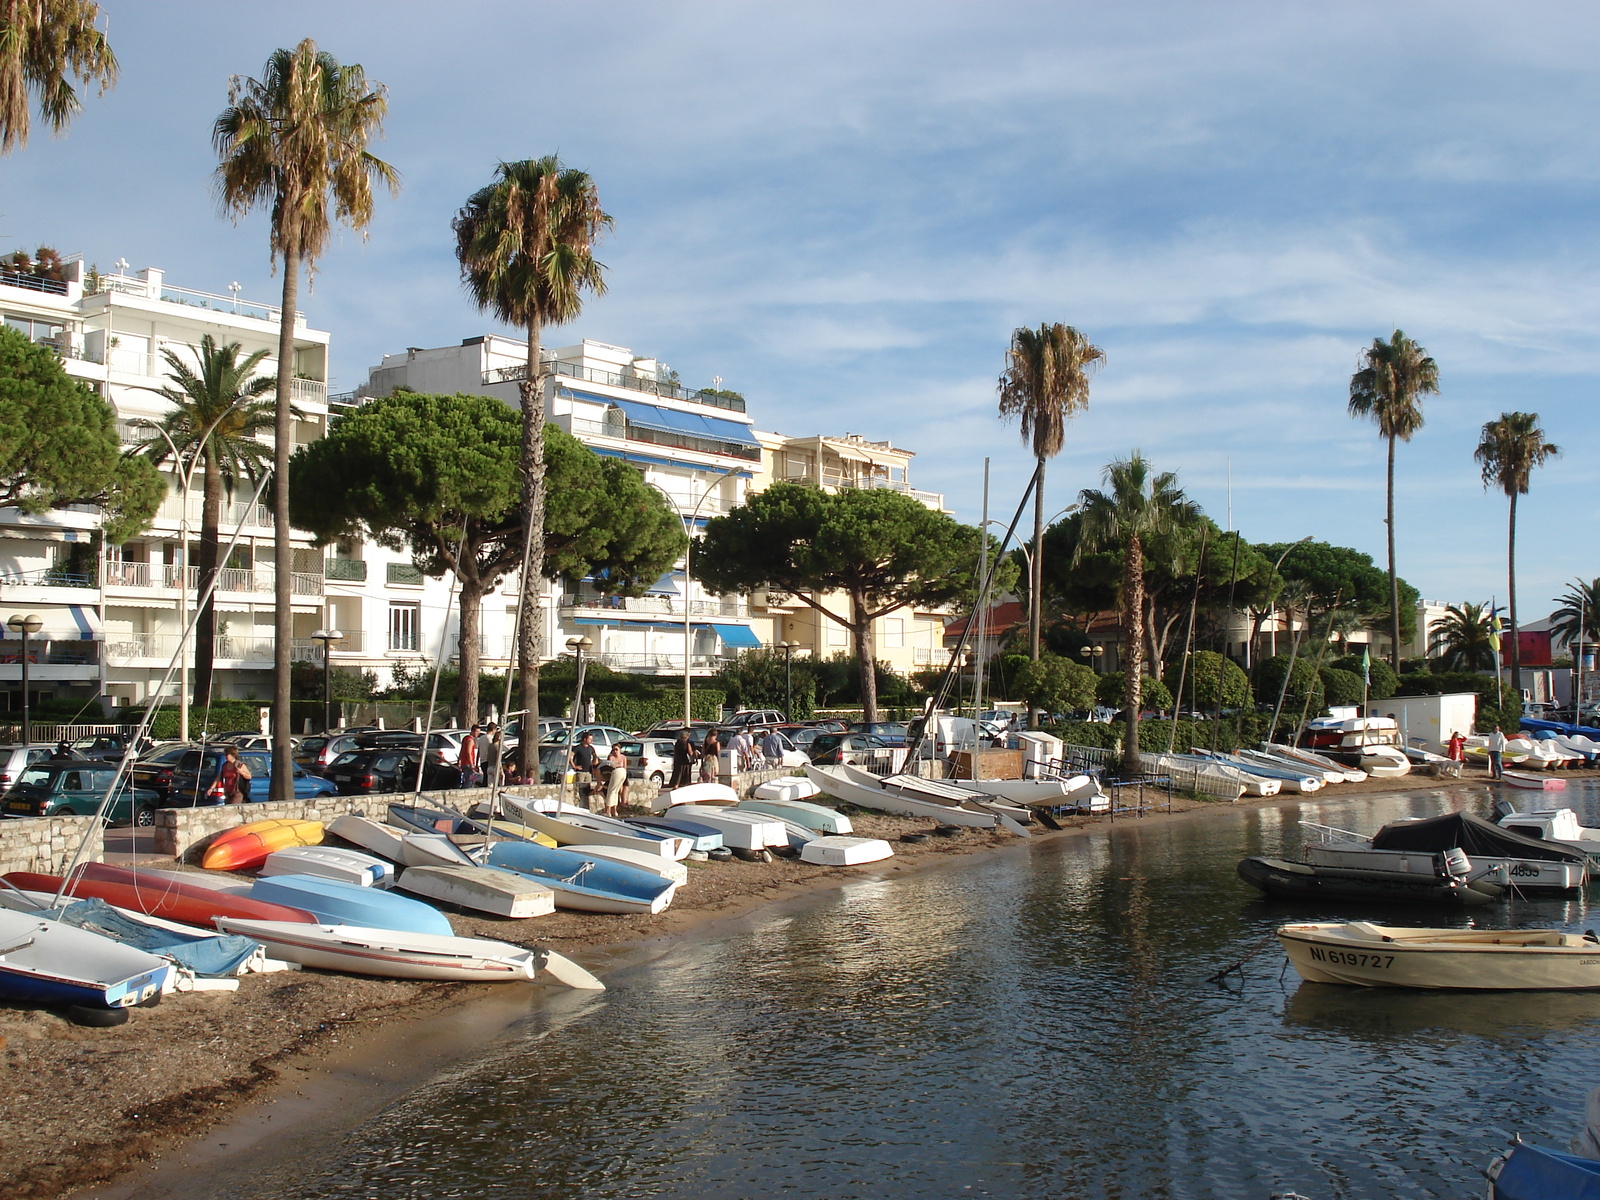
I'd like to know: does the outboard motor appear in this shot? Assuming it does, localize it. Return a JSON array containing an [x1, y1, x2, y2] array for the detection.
[[1440, 847, 1473, 879], [1492, 798, 1517, 823]]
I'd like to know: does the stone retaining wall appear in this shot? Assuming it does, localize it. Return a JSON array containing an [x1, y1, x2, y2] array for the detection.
[[148, 768, 795, 863], [0, 816, 105, 877]]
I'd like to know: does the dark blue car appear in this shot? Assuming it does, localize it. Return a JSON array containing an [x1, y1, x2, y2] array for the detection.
[[168, 748, 337, 806]]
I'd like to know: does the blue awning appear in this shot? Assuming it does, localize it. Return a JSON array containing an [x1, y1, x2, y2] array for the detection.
[[603, 395, 761, 449], [572, 617, 616, 627], [0, 604, 101, 641], [710, 623, 762, 649], [646, 572, 680, 596]]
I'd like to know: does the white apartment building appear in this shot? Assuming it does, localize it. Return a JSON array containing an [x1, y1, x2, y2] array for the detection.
[[348, 337, 765, 685], [0, 256, 334, 713]]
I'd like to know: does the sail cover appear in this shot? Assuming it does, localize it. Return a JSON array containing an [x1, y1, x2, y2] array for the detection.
[[1371, 811, 1587, 864]]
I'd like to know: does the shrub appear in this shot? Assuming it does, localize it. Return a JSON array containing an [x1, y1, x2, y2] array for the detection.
[[1329, 654, 1398, 700], [1319, 667, 1365, 708], [1096, 672, 1173, 712], [1014, 653, 1097, 713], [1164, 650, 1251, 711]]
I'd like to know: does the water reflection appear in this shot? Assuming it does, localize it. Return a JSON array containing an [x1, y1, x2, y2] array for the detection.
[[209, 783, 1600, 1200]]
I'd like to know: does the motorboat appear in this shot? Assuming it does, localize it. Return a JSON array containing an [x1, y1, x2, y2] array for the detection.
[[663, 804, 791, 849], [1500, 770, 1568, 792], [1494, 804, 1600, 858], [0, 908, 172, 1011], [805, 763, 1001, 829], [260, 846, 396, 889], [799, 836, 894, 866], [1262, 742, 1366, 783], [484, 842, 678, 915], [735, 798, 854, 834], [214, 918, 545, 983], [1302, 813, 1589, 893], [1486, 1141, 1600, 1199], [1236, 855, 1498, 907], [250, 874, 455, 937], [395, 865, 557, 919], [1278, 921, 1600, 990]]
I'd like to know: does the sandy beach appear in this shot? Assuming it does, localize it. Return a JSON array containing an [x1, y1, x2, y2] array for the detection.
[[0, 766, 1568, 1200]]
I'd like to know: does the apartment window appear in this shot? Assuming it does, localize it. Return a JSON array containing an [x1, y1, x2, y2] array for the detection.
[[828, 620, 848, 647], [5, 314, 64, 344], [388, 602, 420, 652], [881, 618, 904, 648]]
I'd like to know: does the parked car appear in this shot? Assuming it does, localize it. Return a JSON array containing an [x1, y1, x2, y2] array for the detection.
[[617, 737, 677, 785], [0, 743, 76, 790], [215, 734, 300, 754], [506, 718, 569, 743], [168, 749, 337, 806], [293, 733, 365, 774], [325, 749, 460, 795], [722, 709, 787, 732], [772, 723, 820, 751], [129, 742, 199, 801], [3, 762, 161, 826], [70, 733, 148, 763], [808, 732, 892, 766], [638, 719, 721, 740], [539, 724, 631, 750], [847, 721, 909, 747]]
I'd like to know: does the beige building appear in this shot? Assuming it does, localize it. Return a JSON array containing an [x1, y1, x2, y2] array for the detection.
[[747, 431, 951, 681]]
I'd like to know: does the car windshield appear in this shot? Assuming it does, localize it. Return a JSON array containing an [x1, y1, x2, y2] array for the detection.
[[15, 766, 52, 788], [299, 738, 328, 754], [329, 752, 363, 769], [71, 737, 106, 751], [618, 741, 643, 757]]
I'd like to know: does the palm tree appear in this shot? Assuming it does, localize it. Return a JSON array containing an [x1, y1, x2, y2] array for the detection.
[[1475, 412, 1560, 699], [140, 336, 276, 707], [214, 39, 397, 800], [0, 0, 117, 155], [453, 158, 610, 754], [997, 322, 1103, 722], [1428, 602, 1497, 672], [1348, 329, 1438, 672], [1075, 454, 1200, 777], [1551, 578, 1600, 660]]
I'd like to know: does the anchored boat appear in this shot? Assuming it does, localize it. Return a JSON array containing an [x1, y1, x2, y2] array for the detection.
[[1279, 921, 1600, 990]]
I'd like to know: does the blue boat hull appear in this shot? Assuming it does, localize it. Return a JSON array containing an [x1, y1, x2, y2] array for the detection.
[[485, 843, 675, 914], [250, 874, 454, 937], [0, 959, 169, 1009], [1493, 1142, 1600, 1199], [628, 816, 724, 852]]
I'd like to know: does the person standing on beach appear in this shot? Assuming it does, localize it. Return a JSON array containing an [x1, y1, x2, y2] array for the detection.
[[570, 730, 601, 808], [603, 741, 629, 816], [668, 728, 697, 788], [1447, 731, 1465, 763], [700, 728, 722, 783], [760, 727, 784, 769], [220, 744, 251, 803], [479, 723, 500, 787], [1486, 726, 1507, 779], [460, 724, 481, 788], [729, 727, 753, 772]]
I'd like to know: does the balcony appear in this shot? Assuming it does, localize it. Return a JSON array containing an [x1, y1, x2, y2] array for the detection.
[[0, 567, 96, 590], [105, 632, 361, 664], [592, 650, 732, 674], [155, 494, 273, 529], [325, 558, 368, 583], [783, 468, 943, 509], [103, 562, 323, 597], [92, 273, 306, 326], [488, 356, 747, 412], [559, 593, 751, 620]]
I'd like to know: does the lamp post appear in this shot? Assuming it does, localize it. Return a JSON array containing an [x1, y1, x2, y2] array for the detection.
[[779, 640, 795, 718], [644, 476, 729, 727], [312, 628, 343, 732], [7, 614, 42, 744], [1262, 536, 1314, 666], [1078, 643, 1105, 674], [567, 635, 593, 729]]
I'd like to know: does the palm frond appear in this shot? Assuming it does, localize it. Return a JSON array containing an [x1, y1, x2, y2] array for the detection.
[[997, 322, 1102, 461], [1475, 411, 1560, 498]]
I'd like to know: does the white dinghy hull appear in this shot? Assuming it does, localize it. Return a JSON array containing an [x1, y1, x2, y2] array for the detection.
[[214, 919, 541, 982], [395, 865, 557, 919], [799, 836, 894, 866]]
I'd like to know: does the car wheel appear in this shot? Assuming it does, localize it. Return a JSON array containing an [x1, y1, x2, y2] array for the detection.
[[650, 772, 665, 786], [134, 806, 156, 828]]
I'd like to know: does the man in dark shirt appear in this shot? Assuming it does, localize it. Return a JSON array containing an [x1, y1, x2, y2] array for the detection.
[[570, 731, 601, 809]]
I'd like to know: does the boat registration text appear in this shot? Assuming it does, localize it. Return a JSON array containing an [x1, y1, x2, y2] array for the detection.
[[1307, 946, 1394, 969]]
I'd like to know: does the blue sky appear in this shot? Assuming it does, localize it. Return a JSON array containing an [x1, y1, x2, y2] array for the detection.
[[5, 2, 1597, 618]]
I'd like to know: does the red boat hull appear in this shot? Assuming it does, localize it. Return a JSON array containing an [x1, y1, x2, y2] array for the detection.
[[4, 867, 316, 930]]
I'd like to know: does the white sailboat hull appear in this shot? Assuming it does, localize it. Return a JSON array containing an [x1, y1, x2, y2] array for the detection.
[[805, 764, 1000, 828], [260, 846, 395, 889], [799, 836, 894, 866], [327, 814, 408, 863], [214, 919, 541, 982], [394, 865, 557, 919]]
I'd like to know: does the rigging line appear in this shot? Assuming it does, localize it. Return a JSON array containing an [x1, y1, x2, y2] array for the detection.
[[1212, 530, 1242, 752], [1165, 523, 1208, 757], [1294, 588, 1344, 737], [486, 510, 540, 822], [54, 469, 275, 908], [412, 526, 471, 802], [903, 461, 1040, 766]]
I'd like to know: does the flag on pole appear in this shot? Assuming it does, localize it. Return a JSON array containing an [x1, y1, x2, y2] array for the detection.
[[1360, 645, 1371, 686], [1489, 607, 1503, 655]]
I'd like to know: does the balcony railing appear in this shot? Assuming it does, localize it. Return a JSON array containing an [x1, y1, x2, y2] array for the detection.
[[106, 632, 361, 663], [155, 494, 273, 528], [0, 270, 69, 295], [489, 356, 747, 412], [784, 468, 942, 508], [104, 562, 323, 596], [0, 567, 96, 589], [559, 594, 750, 619], [0, 641, 98, 665], [592, 651, 733, 672], [325, 558, 368, 582]]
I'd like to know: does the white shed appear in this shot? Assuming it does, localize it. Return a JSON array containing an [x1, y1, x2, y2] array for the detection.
[[1364, 693, 1478, 754]]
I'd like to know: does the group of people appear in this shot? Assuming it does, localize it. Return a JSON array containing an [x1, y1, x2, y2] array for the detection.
[[569, 731, 630, 817], [1444, 727, 1509, 779], [665, 725, 788, 788]]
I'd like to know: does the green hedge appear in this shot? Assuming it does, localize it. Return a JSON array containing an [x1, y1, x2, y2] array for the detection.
[[593, 690, 724, 731], [1053, 714, 1273, 754]]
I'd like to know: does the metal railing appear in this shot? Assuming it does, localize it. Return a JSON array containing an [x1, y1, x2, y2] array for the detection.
[[0, 270, 68, 295], [0, 642, 98, 665], [155, 494, 273, 528], [0, 567, 96, 589], [489, 356, 747, 412], [1059, 743, 1243, 800], [325, 558, 368, 582], [784, 468, 943, 508], [559, 593, 751, 619], [103, 562, 323, 596], [591, 651, 733, 672]]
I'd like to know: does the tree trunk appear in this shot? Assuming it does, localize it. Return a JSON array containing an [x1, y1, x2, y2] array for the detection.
[[1385, 431, 1401, 672], [514, 322, 546, 776], [270, 243, 299, 803], [1028, 455, 1045, 728], [193, 452, 222, 709], [1507, 490, 1520, 705], [852, 591, 878, 724], [1122, 534, 1145, 778], [458, 571, 484, 729]]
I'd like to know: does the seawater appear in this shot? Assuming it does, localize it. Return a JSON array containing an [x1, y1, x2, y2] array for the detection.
[[209, 784, 1600, 1198]]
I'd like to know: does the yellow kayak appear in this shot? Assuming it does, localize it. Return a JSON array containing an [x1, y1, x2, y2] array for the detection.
[[202, 818, 325, 871]]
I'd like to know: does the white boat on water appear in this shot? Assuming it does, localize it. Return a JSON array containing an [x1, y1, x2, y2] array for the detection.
[[1495, 806, 1600, 858], [214, 918, 548, 983], [1500, 770, 1568, 792], [799, 836, 894, 866], [260, 846, 395, 889], [805, 764, 1000, 829], [1302, 812, 1589, 892], [1279, 921, 1600, 990], [394, 865, 557, 919]]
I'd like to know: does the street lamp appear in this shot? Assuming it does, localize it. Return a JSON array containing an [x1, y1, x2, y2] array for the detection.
[[566, 636, 594, 728], [1078, 643, 1104, 673], [312, 628, 343, 732], [7, 614, 42, 744], [1261, 536, 1314, 666], [778, 640, 795, 718]]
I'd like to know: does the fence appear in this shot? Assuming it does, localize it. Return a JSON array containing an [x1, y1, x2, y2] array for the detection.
[[1060, 743, 1244, 801]]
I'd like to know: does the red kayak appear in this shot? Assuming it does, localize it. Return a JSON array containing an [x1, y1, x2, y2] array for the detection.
[[4, 867, 316, 930]]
